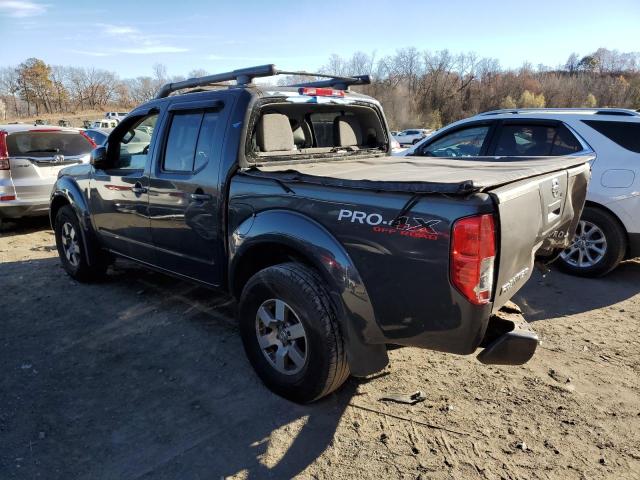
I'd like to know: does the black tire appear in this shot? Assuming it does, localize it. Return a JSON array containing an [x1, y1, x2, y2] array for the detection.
[[412, 138, 419, 144], [238, 262, 349, 403], [556, 206, 627, 277], [54, 205, 108, 282]]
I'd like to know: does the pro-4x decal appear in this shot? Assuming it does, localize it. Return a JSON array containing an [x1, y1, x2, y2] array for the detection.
[[337, 209, 441, 240]]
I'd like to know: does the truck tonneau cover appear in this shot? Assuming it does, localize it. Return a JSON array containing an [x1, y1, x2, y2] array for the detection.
[[253, 155, 594, 194]]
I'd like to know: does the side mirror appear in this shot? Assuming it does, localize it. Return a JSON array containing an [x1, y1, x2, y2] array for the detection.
[[90, 146, 109, 168]]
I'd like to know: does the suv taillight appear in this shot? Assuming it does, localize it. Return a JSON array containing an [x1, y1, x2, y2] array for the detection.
[[0, 131, 9, 170], [450, 214, 496, 305]]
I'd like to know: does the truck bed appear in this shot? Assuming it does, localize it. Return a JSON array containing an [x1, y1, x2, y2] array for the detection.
[[253, 154, 595, 194]]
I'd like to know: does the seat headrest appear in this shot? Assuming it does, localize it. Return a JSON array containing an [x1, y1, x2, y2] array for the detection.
[[257, 113, 294, 152], [333, 116, 362, 147]]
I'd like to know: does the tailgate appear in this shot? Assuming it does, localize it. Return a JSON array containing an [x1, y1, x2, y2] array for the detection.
[[490, 162, 590, 311]]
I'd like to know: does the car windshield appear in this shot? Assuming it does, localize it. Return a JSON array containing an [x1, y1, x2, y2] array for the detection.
[[6, 131, 93, 157]]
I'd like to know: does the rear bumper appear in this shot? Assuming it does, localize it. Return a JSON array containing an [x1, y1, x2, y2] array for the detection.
[[0, 198, 50, 219], [476, 303, 539, 366]]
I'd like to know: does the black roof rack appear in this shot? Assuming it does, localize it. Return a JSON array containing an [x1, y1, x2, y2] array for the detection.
[[289, 74, 371, 90], [155, 64, 371, 98]]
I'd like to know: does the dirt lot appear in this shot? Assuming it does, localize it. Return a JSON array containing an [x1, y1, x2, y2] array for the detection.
[[1, 218, 639, 480]]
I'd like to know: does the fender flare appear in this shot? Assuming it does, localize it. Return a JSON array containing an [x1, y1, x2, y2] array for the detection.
[[50, 177, 101, 266], [229, 209, 389, 376]]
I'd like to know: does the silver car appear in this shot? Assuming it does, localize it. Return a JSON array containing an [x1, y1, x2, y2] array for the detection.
[[0, 125, 95, 222]]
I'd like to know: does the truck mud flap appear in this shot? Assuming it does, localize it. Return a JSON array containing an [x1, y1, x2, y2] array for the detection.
[[476, 303, 539, 366]]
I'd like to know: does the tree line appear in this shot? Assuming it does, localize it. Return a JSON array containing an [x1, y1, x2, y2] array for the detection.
[[1, 47, 639, 129]]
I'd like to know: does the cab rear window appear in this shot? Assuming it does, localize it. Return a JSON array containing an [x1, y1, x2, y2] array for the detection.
[[7, 131, 93, 158], [582, 120, 640, 153]]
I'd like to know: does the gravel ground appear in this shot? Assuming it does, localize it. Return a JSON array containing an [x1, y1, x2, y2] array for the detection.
[[1, 217, 639, 480]]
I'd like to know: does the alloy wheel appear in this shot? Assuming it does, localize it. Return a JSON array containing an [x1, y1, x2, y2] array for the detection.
[[560, 220, 607, 268], [255, 298, 308, 375], [61, 222, 81, 267]]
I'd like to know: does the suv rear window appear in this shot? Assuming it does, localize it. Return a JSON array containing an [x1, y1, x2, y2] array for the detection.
[[582, 120, 640, 153], [6, 131, 93, 158]]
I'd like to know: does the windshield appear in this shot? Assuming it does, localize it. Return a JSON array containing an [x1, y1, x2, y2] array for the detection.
[[6, 131, 93, 157], [247, 101, 387, 163]]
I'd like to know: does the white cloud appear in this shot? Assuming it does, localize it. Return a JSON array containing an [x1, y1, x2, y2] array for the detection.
[[70, 49, 113, 57], [119, 46, 188, 55], [102, 24, 138, 36], [94, 23, 188, 55], [0, 0, 47, 17]]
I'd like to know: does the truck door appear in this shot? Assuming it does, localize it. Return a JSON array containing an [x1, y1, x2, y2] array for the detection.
[[147, 98, 227, 285], [89, 110, 160, 263]]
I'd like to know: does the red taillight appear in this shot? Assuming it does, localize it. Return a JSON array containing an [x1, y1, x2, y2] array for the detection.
[[0, 131, 9, 170], [450, 214, 496, 305], [79, 130, 97, 148], [299, 87, 345, 97], [0, 195, 16, 201]]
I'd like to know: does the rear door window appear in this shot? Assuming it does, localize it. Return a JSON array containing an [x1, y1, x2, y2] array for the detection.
[[582, 120, 640, 153], [494, 124, 583, 156], [421, 125, 490, 157], [162, 110, 219, 172], [6, 131, 93, 158], [163, 112, 202, 172]]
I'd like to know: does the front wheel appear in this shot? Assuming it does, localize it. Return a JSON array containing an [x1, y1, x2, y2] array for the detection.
[[238, 262, 349, 403], [556, 207, 627, 277], [54, 205, 108, 282]]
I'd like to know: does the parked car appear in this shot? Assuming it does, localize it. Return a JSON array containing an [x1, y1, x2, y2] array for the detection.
[[58, 119, 71, 127], [0, 125, 95, 223], [394, 128, 430, 145], [105, 112, 129, 123], [400, 108, 640, 277], [49, 65, 591, 403], [91, 119, 118, 129], [83, 128, 113, 146]]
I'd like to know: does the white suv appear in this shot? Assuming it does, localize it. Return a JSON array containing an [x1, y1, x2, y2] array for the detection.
[[105, 112, 129, 123], [400, 108, 640, 277], [394, 128, 431, 145]]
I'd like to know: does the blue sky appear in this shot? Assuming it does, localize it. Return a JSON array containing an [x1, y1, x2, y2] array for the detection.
[[0, 0, 639, 78]]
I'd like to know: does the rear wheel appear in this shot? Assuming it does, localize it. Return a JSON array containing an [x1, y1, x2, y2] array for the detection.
[[54, 205, 108, 281], [238, 262, 349, 403], [557, 206, 626, 277]]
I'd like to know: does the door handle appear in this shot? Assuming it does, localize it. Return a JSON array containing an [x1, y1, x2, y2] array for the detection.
[[189, 193, 212, 202], [132, 183, 147, 195]]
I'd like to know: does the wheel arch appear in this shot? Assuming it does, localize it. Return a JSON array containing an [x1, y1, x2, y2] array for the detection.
[[584, 200, 631, 257], [229, 209, 389, 376], [50, 177, 102, 266]]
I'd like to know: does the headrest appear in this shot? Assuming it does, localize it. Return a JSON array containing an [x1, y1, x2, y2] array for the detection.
[[257, 113, 294, 152], [333, 116, 362, 147]]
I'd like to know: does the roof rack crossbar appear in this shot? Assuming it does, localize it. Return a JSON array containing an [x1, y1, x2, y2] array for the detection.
[[279, 70, 371, 90], [155, 64, 371, 98], [156, 64, 277, 98]]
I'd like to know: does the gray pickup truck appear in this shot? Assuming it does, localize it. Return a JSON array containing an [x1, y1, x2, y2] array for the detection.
[[49, 65, 592, 403]]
